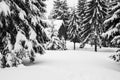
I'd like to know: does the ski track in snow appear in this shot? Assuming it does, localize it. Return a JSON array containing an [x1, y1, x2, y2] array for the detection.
[[0, 42, 120, 80]]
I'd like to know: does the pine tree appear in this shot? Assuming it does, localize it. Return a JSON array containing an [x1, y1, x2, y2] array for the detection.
[[67, 8, 80, 50], [103, 1, 120, 62], [103, 1, 120, 47], [46, 21, 62, 50], [80, 0, 107, 52], [50, 0, 69, 40], [77, 0, 86, 21], [77, 0, 86, 47], [51, 0, 69, 20], [0, 0, 47, 68]]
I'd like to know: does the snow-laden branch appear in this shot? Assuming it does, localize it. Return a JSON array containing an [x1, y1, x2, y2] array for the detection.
[[101, 28, 118, 39], [0, 1, 10, 16]]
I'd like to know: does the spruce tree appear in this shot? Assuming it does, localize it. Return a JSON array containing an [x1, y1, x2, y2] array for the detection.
[[0, 0, 48, 68], [46, 20, 62, 50], [67, 8, 80, 50], [77, 0, 86, 47], [50, 0, 69, 40], [51, 0, 69, 20], [103, 1, 120, 62], [77, 0, 86, 21], [103, 1, 120, 47], [81, 0, 107, 52]]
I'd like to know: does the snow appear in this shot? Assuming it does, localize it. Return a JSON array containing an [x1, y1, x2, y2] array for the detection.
[[31, 16, 38, 26], [101, 28, 118, 38], [19, 10, 26, 20], [116, 22, 120, 28], [111, 35, 120, 44], [29, 27, 37, 40], [111, 2, 120, 11], [14, 30, 27, 52], [104, 8, 120, 24], [52, 20, 63, 31], [31, 4, 39, 12], [44, 20, 63, 39], [22, 0, 25, 3], [0, 1, 10, 16], [0, 41, 120, 80]]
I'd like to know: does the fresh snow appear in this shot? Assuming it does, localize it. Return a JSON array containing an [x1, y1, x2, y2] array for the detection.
[[104, 14, 117, 24], [19, 10, 26, 20], [102, 28, 118, 38], [31, 16, 38, 26], [111, 2, 120, 11], [0, 41, 120, 80], [0, 1, 10, 16], [112, 35, 120, 44]]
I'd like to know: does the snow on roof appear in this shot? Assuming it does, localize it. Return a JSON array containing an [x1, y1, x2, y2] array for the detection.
[[0, 1, 10, 16]]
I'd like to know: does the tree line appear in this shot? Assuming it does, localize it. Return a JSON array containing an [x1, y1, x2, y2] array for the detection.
[[49, 0, 120, 52], [0, 0, 120, 68]]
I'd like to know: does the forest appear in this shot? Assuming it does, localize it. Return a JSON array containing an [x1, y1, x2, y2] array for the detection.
[[0, 0, 120, 68]]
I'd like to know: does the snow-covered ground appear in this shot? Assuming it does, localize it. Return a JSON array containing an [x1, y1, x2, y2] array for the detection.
[[0, 41, 120, 80]]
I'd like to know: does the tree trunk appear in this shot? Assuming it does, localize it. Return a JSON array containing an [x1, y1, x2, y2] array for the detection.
[[94, 35, 97, 52], [74, 42, 76, 50]]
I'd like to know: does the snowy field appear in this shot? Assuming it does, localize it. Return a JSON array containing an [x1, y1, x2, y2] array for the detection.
[[0, 41, 120, 80]]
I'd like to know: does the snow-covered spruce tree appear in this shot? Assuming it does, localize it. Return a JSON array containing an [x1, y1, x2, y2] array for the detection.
[[77, 0, 86, 48], [102, 1, 120, 47], [49, 0, 69, 50], [67, 8, 80, 50], [0, 0, 47, 68], [80, 0, 107, 52], [103, 1, 120, 62], [77, 0, 86, 22], [50, 0, 69, 40], [46, 21, 63, 50]]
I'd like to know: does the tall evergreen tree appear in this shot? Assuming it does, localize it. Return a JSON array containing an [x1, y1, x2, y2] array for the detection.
[[80, 0, 107, 52], [51, 0, 69, 20], [103, 1, 120, 47], [67, 8, 80, 50], [46, 21, 63, 50], [77, 0, 86, 21], [0, 0, 48, 68], [50, 0, 69, 40], [103, 0, 120, 63], [77, 0, 86, 47]]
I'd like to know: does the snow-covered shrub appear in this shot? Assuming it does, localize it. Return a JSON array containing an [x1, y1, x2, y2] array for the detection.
[[45, 22, 66, 50], [110, 50, 120, 62], [46, 36, 62, 50]]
